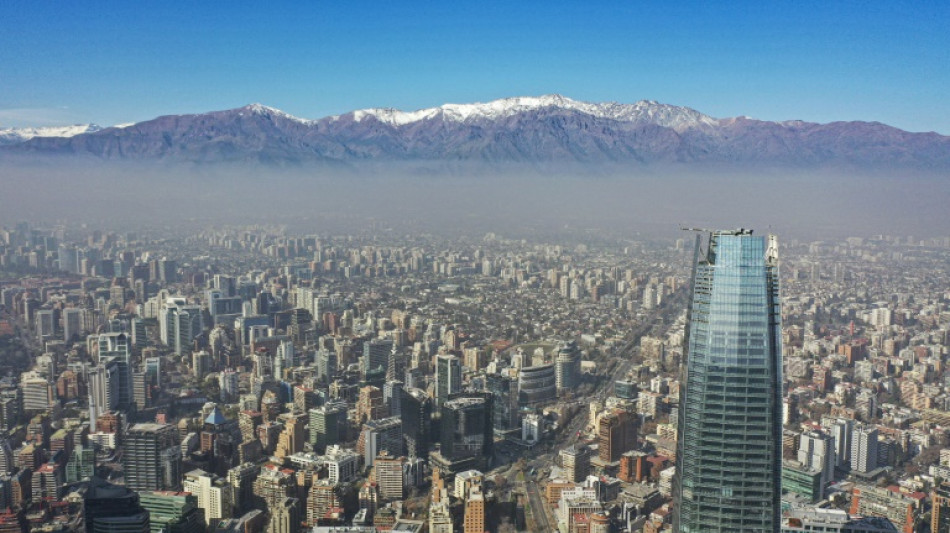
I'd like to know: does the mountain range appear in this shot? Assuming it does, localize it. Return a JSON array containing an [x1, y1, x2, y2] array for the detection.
[[2, 95, 948, 172], [0, 124, 103, 147]]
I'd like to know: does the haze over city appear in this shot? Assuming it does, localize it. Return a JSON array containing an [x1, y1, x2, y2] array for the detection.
[[2, 2, 949, 238]]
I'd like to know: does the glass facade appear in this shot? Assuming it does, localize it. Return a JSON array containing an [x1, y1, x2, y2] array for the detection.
[[781, 463, 822, 503], [673, 230, 782, 533]]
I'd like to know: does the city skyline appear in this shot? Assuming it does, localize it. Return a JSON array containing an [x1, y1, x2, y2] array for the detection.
[[0, 2, 948, 531], [1, 218, 948, 532], [1, 2, 948, 133]]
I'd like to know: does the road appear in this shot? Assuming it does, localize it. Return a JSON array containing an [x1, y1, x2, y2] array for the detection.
[[557, 286, 688, 449], [514, 288, 689, 532], [525, 478, 552, 532]]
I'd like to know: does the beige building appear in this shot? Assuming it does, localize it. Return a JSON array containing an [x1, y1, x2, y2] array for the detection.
[[463, 486, 486, 533], [374, 453, 405, 500], [183, 469, 232, 526]]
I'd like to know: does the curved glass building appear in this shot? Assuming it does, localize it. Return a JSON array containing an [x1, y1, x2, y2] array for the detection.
[[673, 229, 782, 533], [518, 363, 556, 405]]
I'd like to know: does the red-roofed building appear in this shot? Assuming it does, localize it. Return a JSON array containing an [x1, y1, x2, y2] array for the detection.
[[0, 509, 22, 533], [850, 483, 921, 533], [31, 463, 63, 501], [572, 513, 590, 533]]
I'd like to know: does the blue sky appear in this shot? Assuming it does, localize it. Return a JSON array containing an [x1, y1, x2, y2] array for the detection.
[[1, 1, 948, 132]]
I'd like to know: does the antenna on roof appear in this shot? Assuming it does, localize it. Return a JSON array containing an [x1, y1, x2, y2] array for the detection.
[[681, 227, 752, 236]]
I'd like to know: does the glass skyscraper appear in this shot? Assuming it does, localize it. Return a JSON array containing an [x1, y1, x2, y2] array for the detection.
[[673, 229, 782, 533]]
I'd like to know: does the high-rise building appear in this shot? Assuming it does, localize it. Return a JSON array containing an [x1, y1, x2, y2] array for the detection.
[[673, 229, 782, 533], [274, 340, 294, 380], [933, 483, 950, 533], [517, 363, 556, 406], [65, 444, 96, 482], [620, 451, 649, 483], [432, 392, 493, 476], [435, 354, 461, 407], [268, 497, 301, 533], [127, 369, 148, 409], [131, 317, 148, 349], [159, 259, 178, 283], [357, 385, 386, 423], [192, 350, 212, 379], [63, 308, 84, 344], [560, 445, 590, 483], [850, 483, 918, 533], [401, 387, 432, 458], [58, 245, 78, 274], [238, 410, 262, 443], [373, 452, 405, 501], [781, 462, 822, 503], [554, 340, 580, 392], [315, 349, 337, 383], [124, 423, 181, 492], [362, 338, 393, 383], [557, 487, 603, 533], [9, 469, 30, 509], [830, 418, 854, 468], [0, 440, 12, 476], [32, 462, 64, 501], [613, 379, 638, 400], [309, 403, 346, 453], [851, 426, 879, 474], [597, 409, 637, 463], [522, 413, 542, 443], [324, 445, 360, 484], [183, 469, 233, 527], [20, 375, 54, 413], [429, 498, 453, 533], [83, 477, 151, 533], [227, 463, 259, 516], [590, 513, 611, 533], [383, 379, 403, 418], [35, 309, 55, 341], [293, 385, 319, 415], [252, 465, 294, 514], [0, 391, 21, 433], [307, 481, 341, 527], [463, 485, 486, 533], [139, 491, 205, 533], [97, 332, 133, 411], [359, 416, 403, 468], [219, 369, 239, 403], [797, 430, 836, 497], [484, 373, 518, 433], [274, 414, 306, 459], [160, 299, 202, 356], [88, 364, 119, 426]]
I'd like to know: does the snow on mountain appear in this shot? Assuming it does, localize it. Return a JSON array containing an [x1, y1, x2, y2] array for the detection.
[[235, 103, 315, 125], [0, 124, 103, 146], [2, 95, 947, 172], [341, 94, 718, 132]]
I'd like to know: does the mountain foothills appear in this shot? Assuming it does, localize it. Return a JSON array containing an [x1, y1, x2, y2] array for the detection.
[[1, 95, 948, 171]]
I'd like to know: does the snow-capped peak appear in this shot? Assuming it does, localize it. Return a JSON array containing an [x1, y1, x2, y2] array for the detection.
[[0, 96, 723, 148], [237, 103, 313, 124], [341, 94, 720, 131], [0, 124, 103, 146]]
